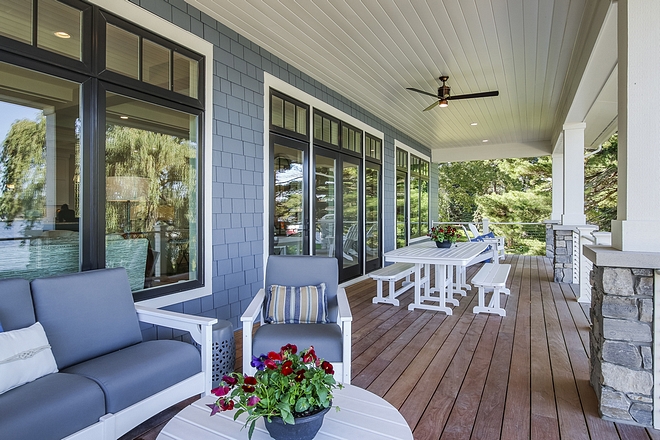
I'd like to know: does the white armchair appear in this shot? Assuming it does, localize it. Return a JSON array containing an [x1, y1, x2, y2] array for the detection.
[[241, 255, 352, 384]]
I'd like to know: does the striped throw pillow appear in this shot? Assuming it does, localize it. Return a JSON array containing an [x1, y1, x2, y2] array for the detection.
[[264, 283, 328, 324]]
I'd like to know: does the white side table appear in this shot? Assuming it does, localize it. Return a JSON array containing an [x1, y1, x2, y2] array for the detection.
[[157, 384, 413, 439]]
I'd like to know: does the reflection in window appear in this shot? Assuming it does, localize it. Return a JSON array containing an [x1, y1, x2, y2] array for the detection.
[[105, 92, 199, 290], [273, 144, 305, 255], [0, 0, 32, 44], [0, 62, 81, 281], [37, 0, 82, 60], [314, 154, 335, 257]]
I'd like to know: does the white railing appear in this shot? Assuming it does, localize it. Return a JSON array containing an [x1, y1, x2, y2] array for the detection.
[[434, 219, 609, 305], [578, 230, 611, 303]]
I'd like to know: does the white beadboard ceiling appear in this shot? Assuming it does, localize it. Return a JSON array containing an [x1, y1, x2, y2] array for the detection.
[[186, 0, 617, 162]]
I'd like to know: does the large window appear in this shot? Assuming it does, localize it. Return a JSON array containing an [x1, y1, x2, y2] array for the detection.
[[0, 0, 204, 300], [410, 155, 429, 239]]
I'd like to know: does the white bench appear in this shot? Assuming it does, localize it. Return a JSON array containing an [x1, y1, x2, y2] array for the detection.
[[369, 262, 416, 306], [471, 263, 511, 316]]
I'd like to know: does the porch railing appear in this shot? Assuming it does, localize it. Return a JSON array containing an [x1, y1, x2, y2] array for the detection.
[[433, 219, 610, 305]]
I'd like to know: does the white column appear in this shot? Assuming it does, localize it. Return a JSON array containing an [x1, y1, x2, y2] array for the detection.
[[552, 149, 564, 221], [561, 123, 586, 225], [611, 0, 660, 252]]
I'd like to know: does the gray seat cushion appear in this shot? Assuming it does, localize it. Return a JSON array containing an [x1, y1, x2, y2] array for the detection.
[[63, 340, 201, 413], [0, 372, 105, 440], [0, 278, 35, 331], [30, 268, 143, 369], [253, 323, 343, 362]]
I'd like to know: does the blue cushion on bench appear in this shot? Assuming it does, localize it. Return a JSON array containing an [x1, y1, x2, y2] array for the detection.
[[30, 268, 143, 369], [0, 372, 105, 440], [0, 278, 35, 332], [63, 340, 201, 413]]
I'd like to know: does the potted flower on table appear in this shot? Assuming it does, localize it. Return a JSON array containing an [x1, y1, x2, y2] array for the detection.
[[208, 344, 341, 440], [428, 225, 459, 248]]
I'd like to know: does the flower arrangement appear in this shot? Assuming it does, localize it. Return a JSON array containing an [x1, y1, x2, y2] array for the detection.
[[208, 344, 341, 439], [428, 225, 459, 242]]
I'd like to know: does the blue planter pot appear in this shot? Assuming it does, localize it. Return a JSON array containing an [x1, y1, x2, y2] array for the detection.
[[436, 240, 452, 248], [264, 405, 331, 440]]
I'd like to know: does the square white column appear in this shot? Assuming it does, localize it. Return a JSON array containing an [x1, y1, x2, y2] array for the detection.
[[611, 0, 660, 252], [561, 123, 586, 225]]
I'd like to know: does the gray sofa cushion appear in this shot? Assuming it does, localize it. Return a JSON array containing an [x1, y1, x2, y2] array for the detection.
[[31, 268, 143, 369], [63, 340, 201, 413], [265, 256, 339, 322], [0, 372, 105, 440], [0, 278, 35, 331], [253, 323, 343, 362]]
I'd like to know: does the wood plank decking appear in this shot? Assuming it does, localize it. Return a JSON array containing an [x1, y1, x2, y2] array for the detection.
[[126, 255, 660, 440]]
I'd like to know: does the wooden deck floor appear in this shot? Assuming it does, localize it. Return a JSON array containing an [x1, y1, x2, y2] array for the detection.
[[127, 255, 660, 440]]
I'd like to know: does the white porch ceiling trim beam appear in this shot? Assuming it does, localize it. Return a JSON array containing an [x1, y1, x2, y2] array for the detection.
[[551, 0, 616, 149], [431, 140, 551, 163]]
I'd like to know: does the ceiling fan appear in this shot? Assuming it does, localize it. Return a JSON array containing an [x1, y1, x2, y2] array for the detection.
[[407, 76, 499, 111]]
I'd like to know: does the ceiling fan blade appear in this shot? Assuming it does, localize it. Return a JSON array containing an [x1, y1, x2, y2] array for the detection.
[[448, 90, 499, 101], [423, 101, 439, 112], [406, 87, 439, 99]]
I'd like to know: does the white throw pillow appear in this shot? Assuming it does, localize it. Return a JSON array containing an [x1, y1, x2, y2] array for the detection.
[[0, 322, 59, 395]]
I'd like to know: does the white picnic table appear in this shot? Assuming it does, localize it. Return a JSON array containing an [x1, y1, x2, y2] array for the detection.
[[384, 241, 491, 314]]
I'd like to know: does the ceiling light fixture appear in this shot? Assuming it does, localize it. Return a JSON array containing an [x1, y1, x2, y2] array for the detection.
[[120, 116, 129, 120], [482, 139, 489, 143], [54, 31, 71, 39], [470, 122, 478, 126], [438, 98, 449, 108]]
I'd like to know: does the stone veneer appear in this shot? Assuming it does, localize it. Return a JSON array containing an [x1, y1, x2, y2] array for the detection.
[[553, 229, 573, 283], [590, 265, 654, 426]]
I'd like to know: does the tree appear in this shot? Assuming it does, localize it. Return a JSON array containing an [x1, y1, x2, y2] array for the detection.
[[437, 156, 552, 255], [585, 133, 617, 231], [0, 115, 46, 229]]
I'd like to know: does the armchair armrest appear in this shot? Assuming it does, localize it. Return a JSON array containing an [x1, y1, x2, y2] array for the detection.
[[240, 288, 266, 375], [241, 288, 265, 325], [336, 287, 352, 323], [135, 305, 217, 395]]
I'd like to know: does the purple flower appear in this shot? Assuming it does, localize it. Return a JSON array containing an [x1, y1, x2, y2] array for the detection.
[[251, 354, 267, 370], [247, 395, 260, 406], [207, 402, 221, 416]]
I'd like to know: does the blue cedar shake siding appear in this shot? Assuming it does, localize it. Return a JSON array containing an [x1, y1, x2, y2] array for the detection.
[[131, 0, 437, 333]]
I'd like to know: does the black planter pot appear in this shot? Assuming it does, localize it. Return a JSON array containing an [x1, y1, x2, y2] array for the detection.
[[435, 240, 452, 248], [264, 405, 331, 440]]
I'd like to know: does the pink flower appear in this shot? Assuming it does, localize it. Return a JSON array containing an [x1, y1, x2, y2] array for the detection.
[[222, 375, 237, 386], [211, 386, 230, 397], [247, 396, 260, 406]]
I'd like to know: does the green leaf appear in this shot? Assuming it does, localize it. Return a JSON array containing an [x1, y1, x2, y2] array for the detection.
[[295, 397, 309, 413]]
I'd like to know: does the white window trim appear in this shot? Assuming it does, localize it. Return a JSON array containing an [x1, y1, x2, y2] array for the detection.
[[89, 0, 214, 307], [263, 72, 384, 270], [394, 140, 430, 246]]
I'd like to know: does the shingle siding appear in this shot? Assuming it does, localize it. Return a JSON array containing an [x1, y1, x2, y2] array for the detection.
[[134, 0, 435, 331]]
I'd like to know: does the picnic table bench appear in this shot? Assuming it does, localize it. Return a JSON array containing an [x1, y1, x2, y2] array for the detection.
[[471, 263, 511, 316], [369, 262, 415, 306]]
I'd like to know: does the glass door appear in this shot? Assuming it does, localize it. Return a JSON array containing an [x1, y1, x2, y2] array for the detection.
[[396, 170, 408, 248], [313, 152, 335, 258], [271, 134, 308, 255], [340, 156, 361, 281], [365, 162, 381, 272]]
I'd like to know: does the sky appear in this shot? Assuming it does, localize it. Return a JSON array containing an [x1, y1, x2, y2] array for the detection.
[[0, 101, 42, 144]]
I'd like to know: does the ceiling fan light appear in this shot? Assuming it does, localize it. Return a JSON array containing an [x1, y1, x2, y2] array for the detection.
[[439, 98, 449, 108]]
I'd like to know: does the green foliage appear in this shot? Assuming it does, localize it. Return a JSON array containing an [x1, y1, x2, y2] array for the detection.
[[438, 156, 552, 255], [105, 125, 195, 233], [0, 116, 46, 229], [585, 134, 617, 231]]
